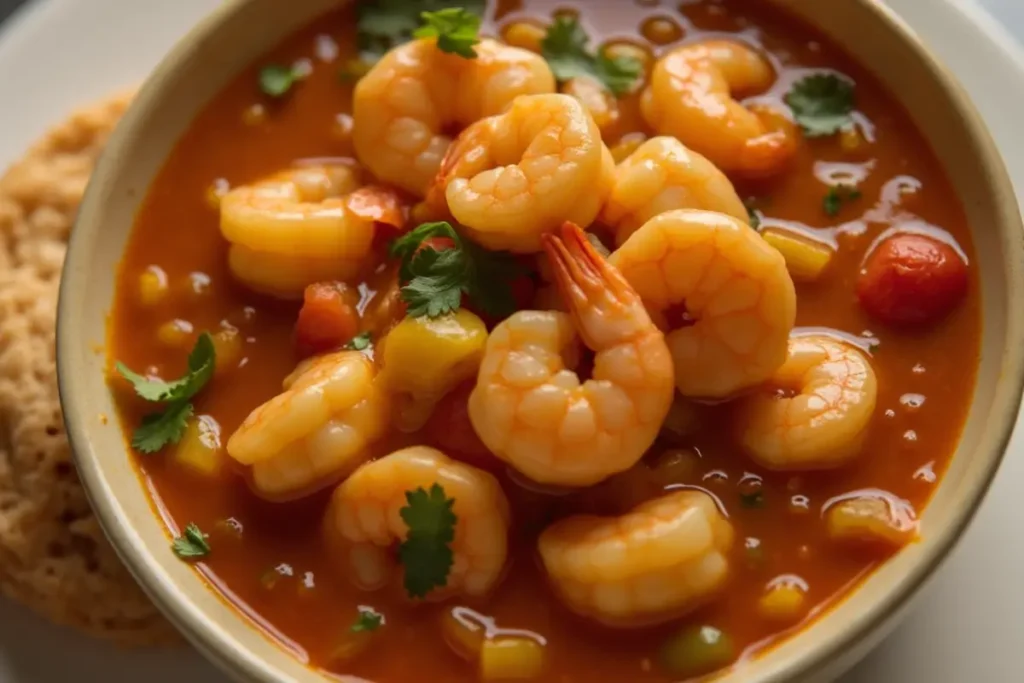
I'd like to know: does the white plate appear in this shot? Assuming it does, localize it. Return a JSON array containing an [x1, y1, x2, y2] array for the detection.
[[0, 1, 1021, 681]]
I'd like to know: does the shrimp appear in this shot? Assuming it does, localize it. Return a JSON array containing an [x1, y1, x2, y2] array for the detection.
[[220, 164, 405, 298], [609, 209, 796, 398], [468, 222, 674, 487], [641, 40, 798, 177], [324, 446, 510, 599], [538, 490, 734, 627], [226, 351, 390, 499], [430, 93, 615, 253], [735, 335, 878, 470], [600, 137, 749, 246], [352, 38, 556, 197]]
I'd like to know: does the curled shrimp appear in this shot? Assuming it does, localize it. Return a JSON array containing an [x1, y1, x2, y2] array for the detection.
[[538, 490, 734, 627], [324, 446, 510, 599], [226, 351, 390, 499], [220, 164, 405, 298], [641, 40, 798, 177], [609, 209, 796, 398], [468, 222, 674, 487], [600, 136, 749, 246], [430, 93, 615, 253], [353, 38, 555, 197], [735, 335, 878, 470]]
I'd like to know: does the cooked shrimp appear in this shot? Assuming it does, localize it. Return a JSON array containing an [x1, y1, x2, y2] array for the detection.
[[325, 446, 510, 599], [735, 335, 878, 470], [221, 165, 405, 298], [468, 222, 674, 487], [226, 351, 390, 499], [609, 209, 796, 398], [641, 40, 798, 177], [538, 490, 734, 627], [353, 38, 555, 197], [431, 94, 615, 253], [600, 137, 749, 246]]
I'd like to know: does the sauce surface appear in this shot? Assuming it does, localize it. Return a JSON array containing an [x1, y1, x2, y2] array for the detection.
[[109, 1, 980, 680]]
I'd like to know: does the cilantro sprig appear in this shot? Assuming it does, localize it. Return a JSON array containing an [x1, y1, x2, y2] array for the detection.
[[389, 221, 520, 320], [785, 73, 856, 138], [356, 0, 486, 63], [351, 607, 384, 632], [116, 332, 216, 454], [541, 16, 643, 96], [172, 522, 210, 560], [259, 65, 301, 98], [345, 331, 373, 351], [413, 8, 481, 58], [823, 184, 862, 217], [398, 484, 457, 599]]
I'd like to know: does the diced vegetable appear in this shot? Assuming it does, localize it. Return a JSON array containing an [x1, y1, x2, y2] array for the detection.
[[762, 229, 833, 282], [480, 637, 546, 681], [758, 578, 808, 622], [157, 319, 194, 349], [784, 73, 855, 138], [172, 415, 227, 478], [561, 76, 620, 132], [658, 625, 736, 678], [839, 125, 864, 152], [171, 522, 210, 560], [211, 328, 243, 375], [651, 448, 701, 489], [641, 16, 684, 45], [826, 495, 918, 549], [294, 282, 360, 358], [425, 381, 498, 471], [856, 233, 968, 326], [378, 309, 488, 431], [441, 607, 487, 661], [601, 41, 652, 74], [502, 21, 546, 54], [137, 266, 169, 307]]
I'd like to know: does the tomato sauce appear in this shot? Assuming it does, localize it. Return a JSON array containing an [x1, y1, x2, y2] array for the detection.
[[108, 1, 980, 680]]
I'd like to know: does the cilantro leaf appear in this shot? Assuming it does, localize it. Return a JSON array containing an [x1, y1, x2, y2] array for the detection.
[[345, 331, 373, 351], [117, 332, 216, 403], [172, 522, 210, 559], [259, 64, 300, 98], [357, 0, 486, 63], [351, 607, 384, 632], [131, 402, 194, 454], [785, 73, 856, 138], [398, 483, 457, 599], [823, 184, 862, 217], [541, 16, 643, 96], [413, 8, 480, 58]]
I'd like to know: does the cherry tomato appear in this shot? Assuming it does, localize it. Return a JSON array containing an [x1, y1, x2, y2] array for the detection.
[[294, 282, 360, 358], [856, 233, 968, 326], [425, 381, 501, 472]]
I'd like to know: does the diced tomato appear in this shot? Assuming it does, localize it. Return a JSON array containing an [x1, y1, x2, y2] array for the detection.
[[856, 233, 968, 326], [425, 381, 501, 472], [294, 282, 360, 358], [422, 236, 456, 252]]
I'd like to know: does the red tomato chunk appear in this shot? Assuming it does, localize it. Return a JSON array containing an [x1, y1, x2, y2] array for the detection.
[[856, 233, 968, 326], [294, 282, 359, 358]]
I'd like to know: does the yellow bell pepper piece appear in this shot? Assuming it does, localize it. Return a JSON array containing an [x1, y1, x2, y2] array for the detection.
[[480, 637, 546, 681], [762, 229, 834, 282]]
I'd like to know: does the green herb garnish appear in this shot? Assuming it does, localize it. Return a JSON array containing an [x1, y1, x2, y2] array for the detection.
[[389, 221, 520, 319], [541, 16, 643, 96], [345, 331, 373, 351], [351, 607, 385, 632], [398, 483, 457, 599], [259, 64, 300, 98], [822, 184, 862, 217], [784, 73, 856, 138], [356, 0, 486, 63], [172, 523, 210, 559], [116, 332, 216, 454], [740, 490, 765, 509], [413, 8, 480, 58]]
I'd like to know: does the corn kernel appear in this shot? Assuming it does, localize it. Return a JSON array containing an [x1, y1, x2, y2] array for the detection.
[[173, 415, 227, 478], [761, 229, 833, 282], [137, 266, 169, 307], [840, 125, 864, 152], [212, 328, 243, 375], [601, 42, 653, 75], [826, 495, 918, 549], [157, 319, 194, 349], [641, 16, 684, 45], [480, 637, 546, 681], [758, 578, 808, 622], [502, 21, 546, 54], [610, 132, 647, 164], [442, 607, 487, 661]]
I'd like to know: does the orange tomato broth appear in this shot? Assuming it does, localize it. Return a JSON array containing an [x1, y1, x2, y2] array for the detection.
[[108, 0, 980, 681]]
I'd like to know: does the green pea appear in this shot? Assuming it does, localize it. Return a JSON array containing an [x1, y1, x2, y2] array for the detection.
[[658, 624, 736, 678]]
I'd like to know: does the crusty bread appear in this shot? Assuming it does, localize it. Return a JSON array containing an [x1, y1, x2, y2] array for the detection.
[[0, 92, 179, 646]]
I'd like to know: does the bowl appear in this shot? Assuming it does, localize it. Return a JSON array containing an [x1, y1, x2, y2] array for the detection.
[[56, 0, 1024, 681]]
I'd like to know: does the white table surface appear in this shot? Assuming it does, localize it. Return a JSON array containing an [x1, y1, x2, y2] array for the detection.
[[0, 0, 1022, 681]]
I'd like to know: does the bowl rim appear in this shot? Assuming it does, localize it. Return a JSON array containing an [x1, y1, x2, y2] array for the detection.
[[55, 0, 1024, 682]]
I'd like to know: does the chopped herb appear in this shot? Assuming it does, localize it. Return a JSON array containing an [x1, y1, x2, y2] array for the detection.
[[413, 8, 480, 58], [356, 0, 486, 63], [351, 607, 384, 632], [744, 199, 762, 230], [389, 221, 520, 319], [784, 73, 856, 138], [172, 523, 210, 559], [259, 64, 300, 98], [116, 333, 216, 454], [822, 184, 862, 218], [345, 331, 373, 351], [398, 483, 457, 599], [541, 16, 643, 96], [740, 490, 765, 509], [868, 341, 881, 352]]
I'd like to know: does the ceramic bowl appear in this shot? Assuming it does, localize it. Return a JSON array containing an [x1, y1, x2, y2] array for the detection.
[[56, 0, 1024, 681]]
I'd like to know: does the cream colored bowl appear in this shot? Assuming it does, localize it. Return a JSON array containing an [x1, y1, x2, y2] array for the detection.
[[56, 0, 1024, 681]]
